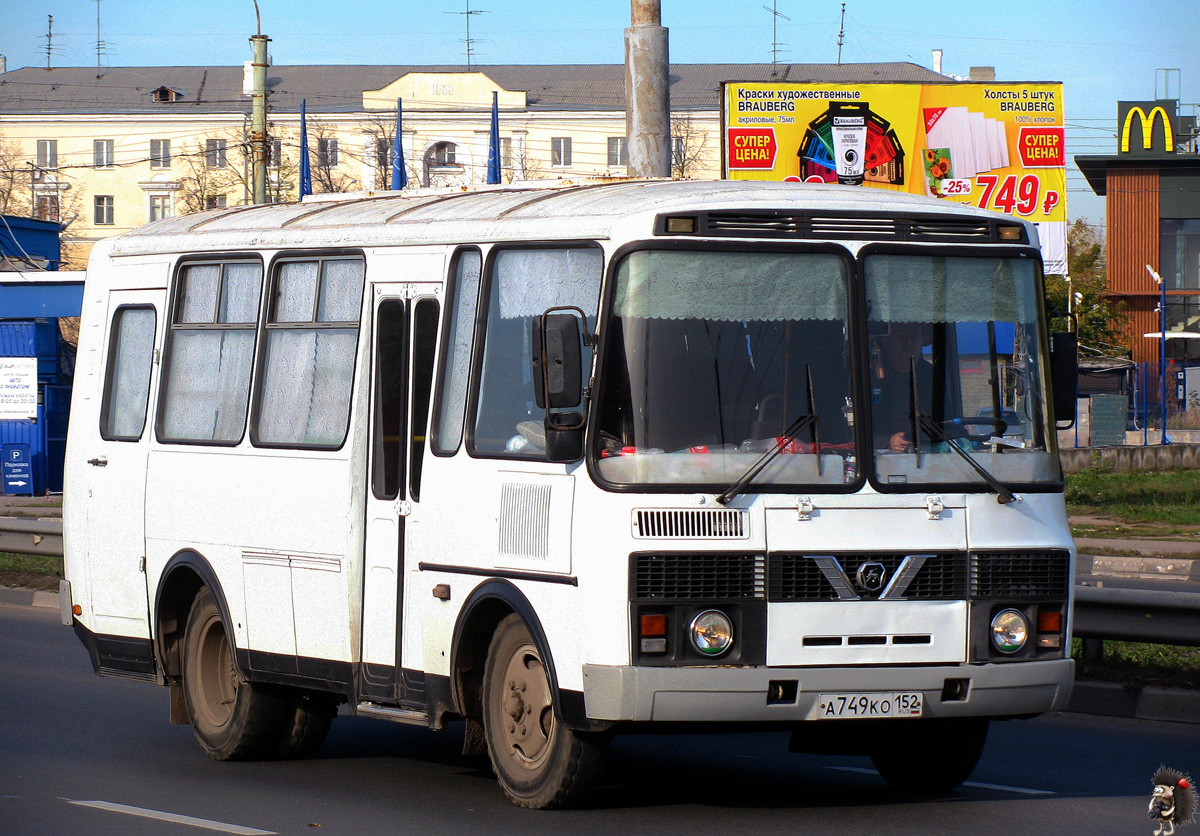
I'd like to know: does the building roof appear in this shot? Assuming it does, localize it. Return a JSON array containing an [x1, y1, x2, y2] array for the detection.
[[1074, 153, 1200, 196], [0, 62, 951, 116]]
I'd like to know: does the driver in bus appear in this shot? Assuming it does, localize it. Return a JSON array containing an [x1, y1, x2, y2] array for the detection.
[[870, 321, 934, 453]]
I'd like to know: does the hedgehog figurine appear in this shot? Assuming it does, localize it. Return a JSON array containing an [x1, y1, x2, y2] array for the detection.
[[1150, 766, 1197, 836]]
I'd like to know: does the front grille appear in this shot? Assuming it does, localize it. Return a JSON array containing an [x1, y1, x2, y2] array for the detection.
[[768, 553, 967, 601], [634, 508, 748, 539], [679, 211, 1008, 243], [633, 553, 765, 600], [970, 551, 1071, 598], [769, 554, 840, 601]]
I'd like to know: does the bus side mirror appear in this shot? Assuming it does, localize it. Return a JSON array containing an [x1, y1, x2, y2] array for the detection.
[[533, 313, 583, 410], [1050, 331, 1077, 429]]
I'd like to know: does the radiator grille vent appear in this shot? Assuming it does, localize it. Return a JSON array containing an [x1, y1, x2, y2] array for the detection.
[[634, 508, 748, 539], [970, 551, 1071, 598], [693, 211, 1004, 242], [768, 553, 967, 601], [633, 553, 765, 600]]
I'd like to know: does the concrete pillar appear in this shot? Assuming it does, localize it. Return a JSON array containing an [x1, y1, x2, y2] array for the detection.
[[625, 0, 671, 178]]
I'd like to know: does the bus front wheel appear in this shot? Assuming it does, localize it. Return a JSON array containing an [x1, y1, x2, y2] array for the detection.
[[182, 586, 285, 760], [868, 717, 989, 793], [481, 614, 605, 808]]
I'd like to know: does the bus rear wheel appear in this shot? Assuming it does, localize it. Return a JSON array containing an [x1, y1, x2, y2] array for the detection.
[[182, 586, 285, 760], [868, 717, 989, 793], [481, 614, 605, 809]]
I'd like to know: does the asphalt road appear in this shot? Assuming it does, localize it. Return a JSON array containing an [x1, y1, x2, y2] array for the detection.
[[3, 603, 1198, 836]]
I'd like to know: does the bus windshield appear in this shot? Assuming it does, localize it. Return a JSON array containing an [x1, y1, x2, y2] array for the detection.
[[863, 252, 1060, 489], [595, 248, 855, 489]]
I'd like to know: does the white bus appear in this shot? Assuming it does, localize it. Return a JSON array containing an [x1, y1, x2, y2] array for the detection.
[[62, 180, 1078, 809]]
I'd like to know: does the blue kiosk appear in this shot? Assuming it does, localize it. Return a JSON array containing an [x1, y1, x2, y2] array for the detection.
[[0, 214, 84, 495]]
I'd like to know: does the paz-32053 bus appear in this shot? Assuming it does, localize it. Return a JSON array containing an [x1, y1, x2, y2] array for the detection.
[[62, 180, 1078, 808]]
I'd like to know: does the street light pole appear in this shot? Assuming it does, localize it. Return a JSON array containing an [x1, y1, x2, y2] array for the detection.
[[1147, 264, 1169, 445]]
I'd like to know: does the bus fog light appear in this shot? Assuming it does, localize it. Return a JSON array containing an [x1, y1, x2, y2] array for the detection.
[[689, 610, 733, 657], [990, 609, 1029, 654]]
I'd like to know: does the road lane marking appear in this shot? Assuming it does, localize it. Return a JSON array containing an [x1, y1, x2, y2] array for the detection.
[[63, 799, 277, 835], [824, 766, 1054, 795]]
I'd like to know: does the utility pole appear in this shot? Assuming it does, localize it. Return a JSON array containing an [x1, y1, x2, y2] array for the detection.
[[249, 28, 270, 205], [625, 0, 671, 178], [836, 3, 846, 65]]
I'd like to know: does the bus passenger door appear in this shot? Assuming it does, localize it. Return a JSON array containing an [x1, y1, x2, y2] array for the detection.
[[85, 290, 162, 639], [360, 286, 440, 704]]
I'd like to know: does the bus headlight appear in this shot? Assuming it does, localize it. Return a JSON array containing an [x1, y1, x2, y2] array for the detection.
[[689, 610, 734, 657], [990, 608, 1029, 654]]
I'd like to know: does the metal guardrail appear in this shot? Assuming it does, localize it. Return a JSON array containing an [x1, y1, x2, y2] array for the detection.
[[1074, 585, 1200, 648], [0, 517, 63, 558], [6, 516, 1197, 647]]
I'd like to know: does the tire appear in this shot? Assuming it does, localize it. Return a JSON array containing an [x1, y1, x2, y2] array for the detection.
[[182, 586, 286, 761], [868, 718, 989, 793], [481, 614, 606, 809], [274, 691, 336, 759]]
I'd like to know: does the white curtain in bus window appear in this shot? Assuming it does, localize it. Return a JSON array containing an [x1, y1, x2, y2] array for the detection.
[[257, 258, 365, 447], [863, 256, 1036, 325], [613, 251, 846, 321], [159, 261, 261, 443], [101, 307, 157, 440], [432, 249, 481, 455], [473, 247, 602, 456]]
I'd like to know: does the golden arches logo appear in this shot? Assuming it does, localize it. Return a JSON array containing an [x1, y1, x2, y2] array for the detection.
[[1121, 106, 1174, 153]]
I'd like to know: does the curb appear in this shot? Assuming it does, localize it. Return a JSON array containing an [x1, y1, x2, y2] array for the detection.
[[0, 586, 60, 609], [1068, 681, 1200, 724], [5, 588, 1200, 724]]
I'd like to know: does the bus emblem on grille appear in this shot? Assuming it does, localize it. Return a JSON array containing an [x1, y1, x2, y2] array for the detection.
[[855, 562, 887, 593]]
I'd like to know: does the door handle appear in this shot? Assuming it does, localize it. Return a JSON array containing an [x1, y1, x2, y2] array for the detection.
[[87, 456, 108, 467]]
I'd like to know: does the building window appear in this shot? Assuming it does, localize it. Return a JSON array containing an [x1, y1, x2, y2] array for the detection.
[[150, 139, 171, 169], [204, 194, 227, 210], [94, 139, 115, 169], [34, 195, 60, 222], [375, 137, 395, 172], [269, 139, 283, 169], [94, 195, 115, 225], [551, 136, 572, 167], [498, 137, 513, 172], [430, 142, 457, 167], [205, 138, 227, 168], [672, 135, 685, 172], [149, 194, 174, 222], [159, 260, 263, 443], [1161, 219, 1200, 292], [317, 138, 338, 168], [36, 140, 57, 170], [607, 136, 628, 167]]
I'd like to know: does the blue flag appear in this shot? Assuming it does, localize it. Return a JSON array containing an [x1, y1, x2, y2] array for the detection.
[[391, 98, 407, 190], [299, 99, 312, 198], [487, 91, 501, 185]]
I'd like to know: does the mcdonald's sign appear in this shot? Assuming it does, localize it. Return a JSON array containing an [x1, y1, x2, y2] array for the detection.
[[1118, 101, 1177, 155]]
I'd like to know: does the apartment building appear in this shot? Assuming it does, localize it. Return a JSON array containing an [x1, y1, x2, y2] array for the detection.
[[0, 62, 946, 266]]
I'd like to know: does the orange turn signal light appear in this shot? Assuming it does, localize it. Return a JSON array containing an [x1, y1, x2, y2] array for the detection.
[[640, 613, 667, 637], [1037, 610, 1062, 633]]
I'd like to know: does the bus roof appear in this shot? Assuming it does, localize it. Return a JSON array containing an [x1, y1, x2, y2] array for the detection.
[[109, 180, 1032, 258]]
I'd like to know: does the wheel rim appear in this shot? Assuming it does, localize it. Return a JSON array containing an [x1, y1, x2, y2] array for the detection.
[[498, 640, 555, 770], [193, 613, 238, 729]]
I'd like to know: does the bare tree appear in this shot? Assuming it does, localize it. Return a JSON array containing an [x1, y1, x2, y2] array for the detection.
[[306, 121, 357, 195], [176, 135, 241, 214], [0, 133, 30, 216], [505, 139, 544, 183], [670, 113, 713, 179]]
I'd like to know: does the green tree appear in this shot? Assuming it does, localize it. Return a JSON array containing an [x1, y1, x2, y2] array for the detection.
[[1045, 219, 1130, 357]]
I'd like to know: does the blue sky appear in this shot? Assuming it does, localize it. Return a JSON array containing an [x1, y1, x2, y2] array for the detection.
[[3, 0, 1197, 223]]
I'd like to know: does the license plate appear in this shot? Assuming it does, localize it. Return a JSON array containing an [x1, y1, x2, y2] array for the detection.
[[816, 692, 923, 719]]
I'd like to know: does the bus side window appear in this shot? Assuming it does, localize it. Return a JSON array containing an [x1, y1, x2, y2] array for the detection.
[[159, 260, 261, 444], [371, 300, 406, 500], [254, 257, 365, 448], [430, 248, 481, 456], [410, 298, 440, 500], [100, 306, 157, 441]]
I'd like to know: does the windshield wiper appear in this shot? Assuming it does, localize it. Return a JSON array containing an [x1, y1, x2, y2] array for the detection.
[[717, 366, 819, 505], [908, 360, 1017, 505]]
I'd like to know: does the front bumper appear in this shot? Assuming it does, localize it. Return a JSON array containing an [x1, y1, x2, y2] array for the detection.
[[582, 658, 1074, 723]]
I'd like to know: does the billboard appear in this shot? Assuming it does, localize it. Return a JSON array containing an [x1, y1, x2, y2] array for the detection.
[[722, 81, 1067, 273]]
